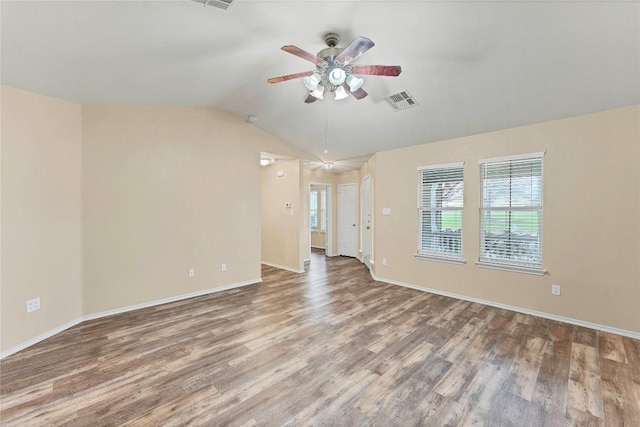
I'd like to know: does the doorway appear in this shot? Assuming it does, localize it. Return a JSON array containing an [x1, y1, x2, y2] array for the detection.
[[309, 182, 332, 259], [338, 183, 358, 257]]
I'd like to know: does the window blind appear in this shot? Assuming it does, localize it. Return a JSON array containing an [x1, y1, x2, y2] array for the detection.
[[479, 154, 543, 271], [418, 163, 464, 260]]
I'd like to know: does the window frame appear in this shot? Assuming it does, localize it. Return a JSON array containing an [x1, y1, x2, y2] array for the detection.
[[477, 152, 546, 275], [416, 162, 466, 264]]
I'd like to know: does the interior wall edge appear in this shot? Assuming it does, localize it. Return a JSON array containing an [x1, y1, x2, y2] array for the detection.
[[371, 273, 640, 339], [260, 262, 305, 274], [1, 277, 262, 360]]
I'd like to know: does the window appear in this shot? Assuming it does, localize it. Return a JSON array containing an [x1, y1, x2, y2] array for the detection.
[[310, 189, 327, 232], [478, 153, 544, 274], [417, 163, 464, 263]]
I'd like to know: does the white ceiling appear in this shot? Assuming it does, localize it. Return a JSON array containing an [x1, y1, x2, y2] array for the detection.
[[2, 1, 638, 163]]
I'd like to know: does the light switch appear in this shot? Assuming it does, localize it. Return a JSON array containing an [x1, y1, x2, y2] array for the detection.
[[383, 208, 392, 215]]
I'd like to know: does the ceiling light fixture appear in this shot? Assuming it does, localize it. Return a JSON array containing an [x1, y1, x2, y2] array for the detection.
[[346, 74, 364, 92], [328, 68, 346, 86], [324, 162, 334, 170], [310, 86, 325, 100], [334, 85, 349, 101], [303, 73, 322, 91]]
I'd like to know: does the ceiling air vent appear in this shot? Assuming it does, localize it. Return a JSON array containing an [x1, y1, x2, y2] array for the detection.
[[385, 91, 419, 111], [192, 0, 235, 11]]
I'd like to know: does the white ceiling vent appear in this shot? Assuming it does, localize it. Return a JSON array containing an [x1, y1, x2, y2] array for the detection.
[[191, 0, 235, 11], [385, 91, 419, 111]]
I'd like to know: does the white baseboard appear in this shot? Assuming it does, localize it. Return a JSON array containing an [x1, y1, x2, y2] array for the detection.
[[371, 273, 640, 340], [310, 245, 325, 249], [0, 278, 262, 360], [82, 278, 262, 323], [261, 262, 305, 274], [0, 318, 82, 360]]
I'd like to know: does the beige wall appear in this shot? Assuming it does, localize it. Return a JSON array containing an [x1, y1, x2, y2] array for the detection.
[[1, 87, 82, 353], [373, 106, 640, 333], [261, 159, 304, 272], [82, 105, 307, 315], [310, 232, 326, 249]]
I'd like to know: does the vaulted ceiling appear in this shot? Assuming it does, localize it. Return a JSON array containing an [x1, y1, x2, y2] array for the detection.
[[2, 1, 638, 163]]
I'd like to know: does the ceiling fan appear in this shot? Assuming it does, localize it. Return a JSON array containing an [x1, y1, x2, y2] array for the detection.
[[267, 33, 402, 103]]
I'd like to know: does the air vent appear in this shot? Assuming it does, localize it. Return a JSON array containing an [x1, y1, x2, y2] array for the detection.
[[192, 0, 235, 11], [385, 91, 419, 111]]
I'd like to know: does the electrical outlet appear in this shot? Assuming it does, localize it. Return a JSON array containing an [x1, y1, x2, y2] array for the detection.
[[221, 263, 227, 272], [382, 258, 387, 266], [26, 297, 40, 313], [551, 284, 561, 296], [188, 268, 195, 278]]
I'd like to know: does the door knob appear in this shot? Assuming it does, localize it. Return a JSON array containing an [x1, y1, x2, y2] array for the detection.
[[352, 224, 356, 226], [366, 226, 370, 230]]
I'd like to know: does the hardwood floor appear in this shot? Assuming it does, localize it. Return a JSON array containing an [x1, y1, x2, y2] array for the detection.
[[2, 251, 639, 426]]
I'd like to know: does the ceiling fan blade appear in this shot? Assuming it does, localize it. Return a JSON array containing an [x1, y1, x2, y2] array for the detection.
[[281, 45, 326, 65], [267, 70, 314, 84], [334, 36, 375, 65], [304, 94, 318, 103], [350, 87, 368, 100], [351, 65, 402, 77]]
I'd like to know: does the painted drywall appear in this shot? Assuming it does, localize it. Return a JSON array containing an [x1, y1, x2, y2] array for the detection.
[[310, 232, 326, 249], [82, 105, 307, 315], [1, 86, 82, 353], [373, 106, 640, 333], [261, 160, 303, 272]]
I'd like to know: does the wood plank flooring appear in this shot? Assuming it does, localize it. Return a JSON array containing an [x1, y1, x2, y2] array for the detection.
[[2, 250, 639, 426]]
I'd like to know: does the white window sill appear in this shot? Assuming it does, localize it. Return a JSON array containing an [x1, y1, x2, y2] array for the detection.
[[476, 261, 546, 276], [415, 253, 466, 265]]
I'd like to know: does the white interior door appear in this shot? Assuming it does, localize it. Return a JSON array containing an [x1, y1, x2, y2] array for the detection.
[[361, 176, 372, 268], [338, 183, 358, 257]]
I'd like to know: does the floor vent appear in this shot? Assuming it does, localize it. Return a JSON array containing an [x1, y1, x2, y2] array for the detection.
[[385, 91, 419, 111], [192, 0, 235, 11]]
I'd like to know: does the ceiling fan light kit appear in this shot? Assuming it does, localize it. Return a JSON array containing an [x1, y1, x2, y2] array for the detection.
[[268, 33, 402, 103]]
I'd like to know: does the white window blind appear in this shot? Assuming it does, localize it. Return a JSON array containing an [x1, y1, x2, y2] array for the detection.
[[479, 154, 544, 273], [417, 163, 464, 261]]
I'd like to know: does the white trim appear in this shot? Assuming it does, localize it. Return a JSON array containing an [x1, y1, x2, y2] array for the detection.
[[416, 253, 466, 265], [1, 318, 82, 360], [261, 261, 305, 274], [368, 259, 375, 265], [81, 279, 262, 322], [1, 278, 262, 360], [478, 151, 545, 164], [370, 274, 640, 340], [417, 161, 464, 171], [476, 261, 546, 276]]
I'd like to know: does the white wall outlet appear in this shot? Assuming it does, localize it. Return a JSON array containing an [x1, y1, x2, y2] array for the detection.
[[551, 284, 561, 296], [221, 263, 227, 272], [382, 208, 392, 215], [26, 297, 40, 313], [382, 258, 387, 265], [188, 268, 195, 278]]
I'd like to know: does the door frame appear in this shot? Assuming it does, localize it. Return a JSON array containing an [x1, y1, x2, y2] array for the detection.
[[308, 182, 333, 257], [361, 175, 373, 269]]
